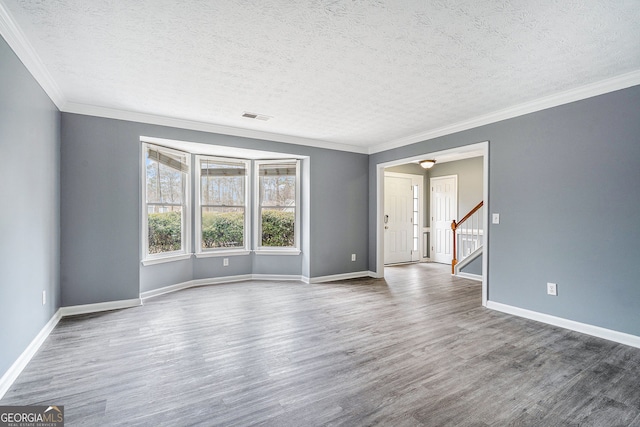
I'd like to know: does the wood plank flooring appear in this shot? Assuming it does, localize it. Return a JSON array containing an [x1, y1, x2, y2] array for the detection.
[[3, 263, 640, 426]]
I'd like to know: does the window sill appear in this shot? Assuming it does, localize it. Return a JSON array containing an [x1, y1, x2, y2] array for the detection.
[[141, 253, 192, 266], [255, 249, 301, 256], [195, 250, 251, 258]]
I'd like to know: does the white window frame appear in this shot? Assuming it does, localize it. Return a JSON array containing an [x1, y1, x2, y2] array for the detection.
[[141, 143, 192, 265], [254, 159, 301, 255], [195, 155, 251, 257]]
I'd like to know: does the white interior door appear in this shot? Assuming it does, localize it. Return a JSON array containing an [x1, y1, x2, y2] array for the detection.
[[384, 175, 414, 264], [431, 175, 457, 264]]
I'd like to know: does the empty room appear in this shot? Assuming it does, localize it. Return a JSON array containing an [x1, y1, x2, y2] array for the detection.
[[1, 1, 640, 425]]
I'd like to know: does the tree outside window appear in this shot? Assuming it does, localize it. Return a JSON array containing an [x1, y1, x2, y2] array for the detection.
[[198, 157, 249, 250], [257, 161, 299, 248], [144, 145, 189, 256]]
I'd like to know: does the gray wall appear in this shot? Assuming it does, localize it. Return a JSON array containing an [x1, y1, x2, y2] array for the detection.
[[370, 85, 640, 336], [460, 254, 483, 276], [61, 113, 369, 300], [0, 37, 61, 379]]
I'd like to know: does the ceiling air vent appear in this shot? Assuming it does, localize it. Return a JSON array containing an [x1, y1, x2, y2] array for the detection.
[[242, 112, 271, 121]]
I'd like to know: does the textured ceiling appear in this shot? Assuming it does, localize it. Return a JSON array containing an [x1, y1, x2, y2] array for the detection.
[[2, 0, 640, 152]]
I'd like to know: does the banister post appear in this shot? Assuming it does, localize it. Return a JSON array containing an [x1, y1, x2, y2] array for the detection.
[[451, 220, 457, 274]]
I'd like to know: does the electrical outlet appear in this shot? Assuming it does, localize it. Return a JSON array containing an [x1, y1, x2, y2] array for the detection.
[[223, 258, 229, 267], [351, 254, 356, 262], [547, 282, 557, 296], [42, 290, 46, 305]]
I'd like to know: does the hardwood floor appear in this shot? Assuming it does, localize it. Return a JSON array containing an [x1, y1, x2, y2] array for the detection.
[[3, 263, 640, 426]]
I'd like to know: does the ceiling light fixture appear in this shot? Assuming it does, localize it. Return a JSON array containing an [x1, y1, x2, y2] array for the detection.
[[419, 160, 436, 169]]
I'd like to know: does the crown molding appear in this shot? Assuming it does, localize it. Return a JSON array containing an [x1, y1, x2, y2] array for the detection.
[[3, 0, 638, 156], [369, 70, 640, 154], [0, 2, 65, 108], [62, 102, 369, 154]]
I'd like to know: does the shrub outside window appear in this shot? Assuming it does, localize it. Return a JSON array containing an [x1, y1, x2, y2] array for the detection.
[[143, 144, 190, 261], [256, 160, 300, 251], [196, 156, 250, 254]]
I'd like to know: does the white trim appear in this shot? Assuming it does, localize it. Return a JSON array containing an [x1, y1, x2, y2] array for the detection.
[[456, 228, 484, 235], [64, 102, 368, 154], [140, 275, 253, 300], [486, 301, 640, 350], [0, 3, 65, 108], [481, 147, 489, 306], [141, 253, 192, 266], [369, 71, 640, 154], [308, 271, 372, 284], [0, 309, 62, 400], [140, 274, 303, 300], [194, 250, 251, 258], [454, 245, 483, 275], [254, 249, 301, 256], [375, 141, 489, 306], [383, 172, 424, 179], [251, 274, 304, 282], [254, 159, 301, 252], [140, 272, 380, 300], [141, 143, 192, 263], [140, 280, 200, 300], [194, 155, 251, 255], [2, 0, 638, 157], [456, 272, 482, 282], [190, 275, 252, 287], [59, 298, 142, 317]]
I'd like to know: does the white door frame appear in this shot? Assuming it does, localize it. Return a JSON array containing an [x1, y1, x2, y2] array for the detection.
[[384, 171, 423, 264], [430, 174, 458, 264], [375, 141, 489, 306]]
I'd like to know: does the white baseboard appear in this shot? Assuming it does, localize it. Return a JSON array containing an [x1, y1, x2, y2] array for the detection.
[[486, 301, 640, 349], [141, 272, 379, 300], [456, 272, 482, 282], [140, 280, 200, 300], [308, 271, 372, 283], [59, 298, 142, 317], [0, 309, 62, 399], [251, 274, 304, 282], [141, 274, 305, 301]]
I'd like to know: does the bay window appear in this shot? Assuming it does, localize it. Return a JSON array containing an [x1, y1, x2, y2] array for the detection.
[[255, 160, 300, 253], [142, 143, 190, 262], [196, 156, 250, 255]]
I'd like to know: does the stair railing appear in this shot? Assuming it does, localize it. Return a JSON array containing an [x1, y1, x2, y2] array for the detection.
[[451, 201, 484, 274]]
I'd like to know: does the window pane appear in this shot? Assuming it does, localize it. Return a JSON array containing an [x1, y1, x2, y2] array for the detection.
[[199, 158, 247, 251], [147, 152, 186, 204], [147, 206, 182, 254], [201, 207, 245, 249], [258, 161, 297, 248], [261, 208, 295, 247], [259, 175, 296, 207], [201, 160, 245, 207]]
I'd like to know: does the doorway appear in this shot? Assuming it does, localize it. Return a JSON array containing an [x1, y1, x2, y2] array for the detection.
[[430, 175, 457, 264], [375, 141, 489, 306], [384, 172, 422, 264]]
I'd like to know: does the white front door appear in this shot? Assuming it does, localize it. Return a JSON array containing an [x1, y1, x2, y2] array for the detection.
[[384, 175, 414, 264], [431, 175, 457, 264]]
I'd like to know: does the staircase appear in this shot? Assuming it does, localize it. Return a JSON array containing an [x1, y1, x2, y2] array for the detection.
[[451, 201, 483, 276]]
